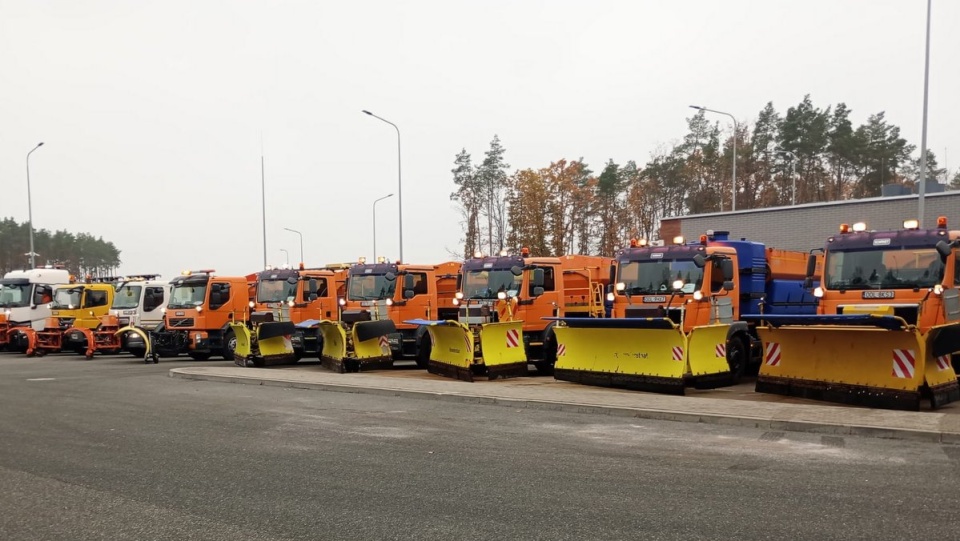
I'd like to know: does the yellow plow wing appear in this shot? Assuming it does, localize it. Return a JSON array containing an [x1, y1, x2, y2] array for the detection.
[[317, 320, 348, 372], [350, 320, 396, 370], [477, 321, 527, 379], [421, 320, 476, 381], [685, 324, 735, 388], [229, 323, 253, 366], [553, 318, 688, 395], [754, 317, 960, 410]]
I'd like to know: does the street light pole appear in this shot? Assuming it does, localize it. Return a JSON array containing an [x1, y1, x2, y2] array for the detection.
[[690, 105, 738, 211], [362, 110, 403, 262], [917, 0, 932, 226], [26, 142, 44, 269], [283, 227, 303, 266], [372, 193, 394, 261], [775, 150, 798, 205], [279, 248, 289, 266]]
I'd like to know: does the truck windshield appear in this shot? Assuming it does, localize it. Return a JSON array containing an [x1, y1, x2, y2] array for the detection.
[[617, 259, 704, 294], [462, 269, 522, 299], [53, 287, 84, 309], [112, 285, 142, 310], [0, 284, 31, 308], [257, 279, 297, 303], [825, 247, 944, 290], [347, 274, 395, 300], [169, 284, 207, 308]]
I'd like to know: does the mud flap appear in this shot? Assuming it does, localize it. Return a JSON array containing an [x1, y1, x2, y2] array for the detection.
[[755, 324, 954, 410], [478, 321, 527, 380], [685, 324, 734, 389], [553, 318, 688, 395], [116, 326, 152, 359]]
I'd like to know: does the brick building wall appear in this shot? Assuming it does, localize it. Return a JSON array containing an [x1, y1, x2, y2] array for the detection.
[[659, 191, 960, 251]]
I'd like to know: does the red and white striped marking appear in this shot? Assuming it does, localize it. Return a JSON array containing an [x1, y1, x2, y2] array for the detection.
[[891, 349, 916, 379], [715, 343, 726, 358], [557, 343, 566, 357], [505, 328, 521, 348], [935, 355, 952, 371], [764, 342, 781, 367], [378, 335, 390, 349], [464, 334, 473, 352], [671, 346, 684, 361]]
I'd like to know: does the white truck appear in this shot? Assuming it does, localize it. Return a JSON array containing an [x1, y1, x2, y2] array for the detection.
[[0, 267, 72, 352], [111, 275, 170, 358]]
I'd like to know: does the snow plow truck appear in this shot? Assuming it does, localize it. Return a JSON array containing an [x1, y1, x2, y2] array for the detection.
[[552, 231, 819, 394], [747, 217, 960, 410], [409, 249, 611, 382]]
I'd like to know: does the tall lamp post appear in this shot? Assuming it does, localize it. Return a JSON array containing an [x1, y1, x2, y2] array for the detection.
[[283, 227, 303, 266], [362, 110, 403, 262], [26, 142, 45, 269], [917, 0, 932, 226], [690, 105, 739, 211], [279, 248, 289, 266], [774, 149, 798, 205], [372, 193, 394, 260]]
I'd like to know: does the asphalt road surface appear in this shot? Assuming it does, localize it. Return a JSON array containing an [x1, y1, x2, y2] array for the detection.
[[1, 354, 958, 541]]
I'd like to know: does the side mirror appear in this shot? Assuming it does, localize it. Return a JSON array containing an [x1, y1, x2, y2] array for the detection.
[[720, 259, 735, 281], [404, 289, 415, 300], [287, 276, 298, 285], [693, 254, 706, 268], [404, 274, 415, 290], [803, 277, 813, 289], [533, 286, 545, 297], [209, 292, 222, 305], [510, 266, 523, 276], [805, 253, 818, 279], [936, 240, 953, 259], [532, 268, 544, 287], [385, 272, 397, 281], [308, 279, 318, 295], [723, 280, 735, 291], [308, 293, 318, 301]]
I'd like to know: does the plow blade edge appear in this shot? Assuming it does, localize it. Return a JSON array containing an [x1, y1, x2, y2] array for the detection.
[[420, 321, 476, 382], [755, 325, 959, 410], [351, 319, 397, 371], [553, 319, 688, 395], [477, 321, 527, 380]]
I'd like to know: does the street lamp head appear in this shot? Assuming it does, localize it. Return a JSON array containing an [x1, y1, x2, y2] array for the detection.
[[362, 110, 373, 116], [37, 142, 44, 147], [689, 105, 704, 110]]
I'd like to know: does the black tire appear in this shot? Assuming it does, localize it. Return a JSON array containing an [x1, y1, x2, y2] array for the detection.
[[415, 334, 431, 369], [128, 348, 146, 359], [535, 325, 558, 375], [222, 330, 236, 360], [726, 335, 748, 383], [188, 352, 212, 361]]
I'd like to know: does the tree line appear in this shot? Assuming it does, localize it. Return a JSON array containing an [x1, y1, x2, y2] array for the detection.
[[0, 218, 122, 276], [451, 95, 959, 258]]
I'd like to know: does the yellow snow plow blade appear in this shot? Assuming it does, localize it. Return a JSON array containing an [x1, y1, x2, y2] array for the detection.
[[477, 321, 527, 379], [685, 324, 735, 387], [115, 326, 151, 358], [753, 315, 960, 410], [230, 323, 253, 362], [417, 320, 476, 381], [317, 321, 348, 371], [230, 321, 296, 367], [317, 319, 395, 373], [553, 318, 689, 395]]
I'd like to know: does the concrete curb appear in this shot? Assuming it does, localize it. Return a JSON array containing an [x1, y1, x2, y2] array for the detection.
[[169, 368, 957, 444]]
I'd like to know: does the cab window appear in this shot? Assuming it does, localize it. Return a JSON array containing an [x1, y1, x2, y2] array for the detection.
[[710, 260, 726, 293], [144, 287, 165, 312], [306, 278, 329, 301], [410, 272, 428, 295], [84, 290, 108, 308]]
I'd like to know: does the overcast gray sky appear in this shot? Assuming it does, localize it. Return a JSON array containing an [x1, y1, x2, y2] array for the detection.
[[2, 0, 957, 281]]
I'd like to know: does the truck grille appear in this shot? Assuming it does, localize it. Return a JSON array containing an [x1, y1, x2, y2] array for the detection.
[[168, 318, 195, 328]]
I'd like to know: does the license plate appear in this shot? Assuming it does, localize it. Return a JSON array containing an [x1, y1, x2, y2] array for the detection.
[[643, 296, 667, 303], [862, 291, 894, 299]]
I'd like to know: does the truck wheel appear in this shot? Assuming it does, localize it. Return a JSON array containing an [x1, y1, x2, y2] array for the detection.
[[222, 330, 236, 360], [188, 352, 212, 361], [535, 326, 558, 375], [726, 335, 748, 383], [415, 334, 431, 369]]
